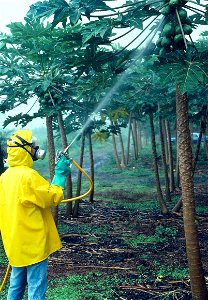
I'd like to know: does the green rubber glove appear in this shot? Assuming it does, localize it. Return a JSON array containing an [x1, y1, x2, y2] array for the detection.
[[51, 156, 71, 189]]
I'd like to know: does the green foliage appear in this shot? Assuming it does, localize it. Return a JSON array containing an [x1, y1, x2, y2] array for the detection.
[[124, 225, 177, 248], [58, 223, 111, 236], [153, 47, 208, 94], [155, 224, 177, 242], [47, 272, 123, 300], [153, 261, 189, 279]]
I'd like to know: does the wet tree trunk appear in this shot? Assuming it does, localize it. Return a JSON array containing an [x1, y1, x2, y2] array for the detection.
[[165, 120, 175, 192], [176, 84, 208, 299], [126, 113, 132, 165], [118, 130, 126, 168], [111, 120, 122, 170], [72, 133, 85, 218], [57, 111, 73, 216], [137, 120, 142, 153], [132, 115, 138, 160], [46, 116, 58, 225], [159, 114, 171, 202], [148, 111, 168, 214]]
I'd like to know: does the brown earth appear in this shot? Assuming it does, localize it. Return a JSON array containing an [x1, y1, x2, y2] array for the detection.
[[46, 162, 208, 299], [1, 163, 207, 299]]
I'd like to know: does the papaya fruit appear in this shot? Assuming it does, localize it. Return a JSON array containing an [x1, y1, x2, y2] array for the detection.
[[183, 24, 193, 35], [163, 23, 174, 37], [178, 9, 187, 21], [174, 34, 183, 43], [175, 25, 182, 35], [161, 37, 171, 47], [160, 6, 171, 15]]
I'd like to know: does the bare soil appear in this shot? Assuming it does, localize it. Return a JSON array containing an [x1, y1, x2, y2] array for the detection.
[[47, 163, 208, 299], [0, 161, 207, 299]]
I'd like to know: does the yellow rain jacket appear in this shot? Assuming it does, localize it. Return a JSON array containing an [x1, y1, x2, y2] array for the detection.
[[0, 129, 63, 267]]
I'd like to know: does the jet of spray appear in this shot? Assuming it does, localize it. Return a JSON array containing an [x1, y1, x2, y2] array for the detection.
[[66, 17, 163, 151]]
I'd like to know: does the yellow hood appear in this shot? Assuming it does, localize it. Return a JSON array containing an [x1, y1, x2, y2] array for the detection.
[[7, 129, 33, 168]]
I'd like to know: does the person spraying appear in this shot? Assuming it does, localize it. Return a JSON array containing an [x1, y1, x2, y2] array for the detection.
[[0, 129, 71, 300]]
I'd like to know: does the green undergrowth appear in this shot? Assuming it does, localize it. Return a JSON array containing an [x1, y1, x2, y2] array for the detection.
[[46, 267, 189, 300], [47, 272, 123, 300], [58, 222, 111, 236]]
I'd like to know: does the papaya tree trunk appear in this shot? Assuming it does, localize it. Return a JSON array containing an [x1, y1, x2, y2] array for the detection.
[[165, 120, 175, 192], [159, 114, 171, 202], [126, 113, 132, 166], [57, 111, 73, 216], [132, 115, 138, 160], [111, 120, 122, 170], [176, 84, 208, 299], [72, 133, 85, 218], [148, 111, 168, 214], [118, 129, 126, 168], [137, 120, 142, 153], [46, 116, 58, 225]]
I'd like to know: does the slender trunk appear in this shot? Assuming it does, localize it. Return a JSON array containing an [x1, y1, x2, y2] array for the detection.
[[57, 111, 73, 216], [118, 130, 126, 168], [72, 133, 85, 218], [159, 115, 171, 202], [46, 116, 58, 225], [163, 120, 169, 164], [137, 121, 142, 153], [126, 114, 132, 166], [131, 123, 138, 160], [176, 84, 208, 299], [149, 111, 168, 214], [111, 120, 122, 170], [132, 116, 138, 160], [165, 120, 175, 192]]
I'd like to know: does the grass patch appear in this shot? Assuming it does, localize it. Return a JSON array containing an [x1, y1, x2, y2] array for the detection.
[[58, 223, 111, 236], [47, 272, 123, 300]]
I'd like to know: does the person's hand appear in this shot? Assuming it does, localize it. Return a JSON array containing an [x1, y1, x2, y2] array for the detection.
[[51, 156, 71, 189]]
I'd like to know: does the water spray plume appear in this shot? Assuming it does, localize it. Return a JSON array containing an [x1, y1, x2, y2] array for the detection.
[[66, 18, 163, 150]]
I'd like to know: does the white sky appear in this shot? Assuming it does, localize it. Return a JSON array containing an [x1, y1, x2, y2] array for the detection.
[[0, 0, 207, 129]]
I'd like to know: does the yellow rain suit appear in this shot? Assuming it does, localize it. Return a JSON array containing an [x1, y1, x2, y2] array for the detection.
[[0, 130, 63, 267]]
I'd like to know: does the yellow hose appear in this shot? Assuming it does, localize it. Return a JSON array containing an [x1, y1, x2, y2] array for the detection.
[[61, 159, 93, 203], [0, 159, 93, 292], [0, 264, 10, 293]]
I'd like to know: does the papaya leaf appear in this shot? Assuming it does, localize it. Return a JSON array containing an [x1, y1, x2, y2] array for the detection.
[[3, 113, 34, 128]]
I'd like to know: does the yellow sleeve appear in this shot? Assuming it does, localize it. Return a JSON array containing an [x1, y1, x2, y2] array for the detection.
[[20, 169, 64, 208]]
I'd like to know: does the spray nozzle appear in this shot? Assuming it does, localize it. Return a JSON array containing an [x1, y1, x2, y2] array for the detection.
[[55, 150, 72, 167]]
